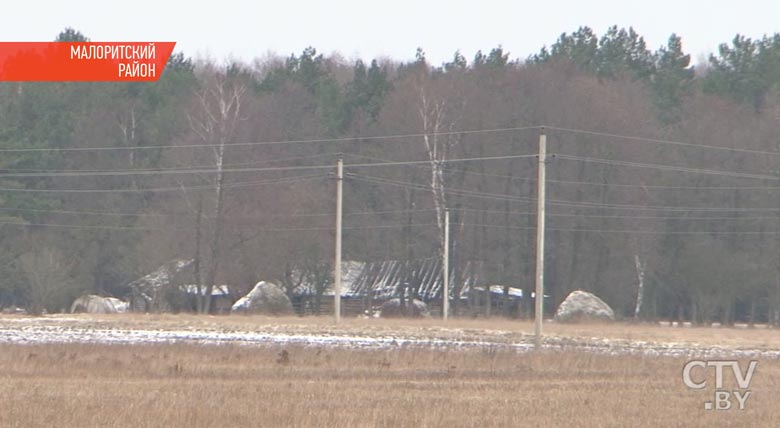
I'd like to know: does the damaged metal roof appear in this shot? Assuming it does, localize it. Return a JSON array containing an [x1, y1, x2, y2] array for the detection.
[[298, 259, 485, 300]]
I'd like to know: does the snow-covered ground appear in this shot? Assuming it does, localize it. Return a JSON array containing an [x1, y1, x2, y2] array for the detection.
[[1, 316, 779, 359], [0, 324, 529, 350]]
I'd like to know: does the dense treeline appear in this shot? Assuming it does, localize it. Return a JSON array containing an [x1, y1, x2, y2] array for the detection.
[[2, 26, 780, 323]]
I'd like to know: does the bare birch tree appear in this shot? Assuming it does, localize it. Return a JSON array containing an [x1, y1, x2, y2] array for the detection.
[[419, 89, 449, 247], [186, 68, 246, 313], [416, 69, 466, 313]]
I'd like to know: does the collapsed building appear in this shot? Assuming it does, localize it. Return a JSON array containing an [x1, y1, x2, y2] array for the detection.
[[292, 259, 528, 317], [124, 258, 528, 317]]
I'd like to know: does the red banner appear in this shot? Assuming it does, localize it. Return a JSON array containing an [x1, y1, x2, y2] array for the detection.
[[0, 42, 176, 81]]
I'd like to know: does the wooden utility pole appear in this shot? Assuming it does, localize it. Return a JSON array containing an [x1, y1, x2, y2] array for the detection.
[[443, 210, 450, 320], [534, 129, 547, 348], [334, 158, 343, 323]]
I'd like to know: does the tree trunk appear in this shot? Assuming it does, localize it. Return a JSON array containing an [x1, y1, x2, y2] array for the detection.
[[194, 197, 205, 313], [634, 254, 646, 320], [203, 158, 226, 314]]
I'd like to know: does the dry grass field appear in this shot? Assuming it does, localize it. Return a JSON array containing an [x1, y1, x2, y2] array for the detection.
[[0, 315, 779, 427], [0, 343, 777, 427]]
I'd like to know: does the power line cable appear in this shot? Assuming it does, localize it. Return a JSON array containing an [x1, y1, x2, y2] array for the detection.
[[443, 167, 780, 191], [547, 125, 780, 158], [349, 150, 780, 191], [546, 199, 780, 213], [354, 173, 780, 213], [0, 219, 439, 233], [0, 174, 328, 193], [0, 152, 337, 173], [0, 154, 538, 179], [465, 223, 780, 236], [555, 154, 780, 182], [350, 174, 536, 204], [0, 126, 541, 154], [8, 202, 773, 223], [456, 207, 780, 222]]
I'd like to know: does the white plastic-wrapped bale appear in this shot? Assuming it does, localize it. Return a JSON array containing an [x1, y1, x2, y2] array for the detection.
[[104, 297, 129, 313], [554, 290, 615, 323], [231, 281, 293, 315], [70, 295, 129, 314], [379, 298, 430, 318]]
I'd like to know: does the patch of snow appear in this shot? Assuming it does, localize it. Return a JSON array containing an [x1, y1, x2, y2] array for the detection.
[[0, 319, 779, 359]]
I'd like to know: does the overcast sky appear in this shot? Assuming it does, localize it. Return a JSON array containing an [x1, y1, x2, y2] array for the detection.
[[4, 1, 780, 66]]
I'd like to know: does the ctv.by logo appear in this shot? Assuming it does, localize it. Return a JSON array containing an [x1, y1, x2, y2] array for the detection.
[[682, 360, 758, 411]]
